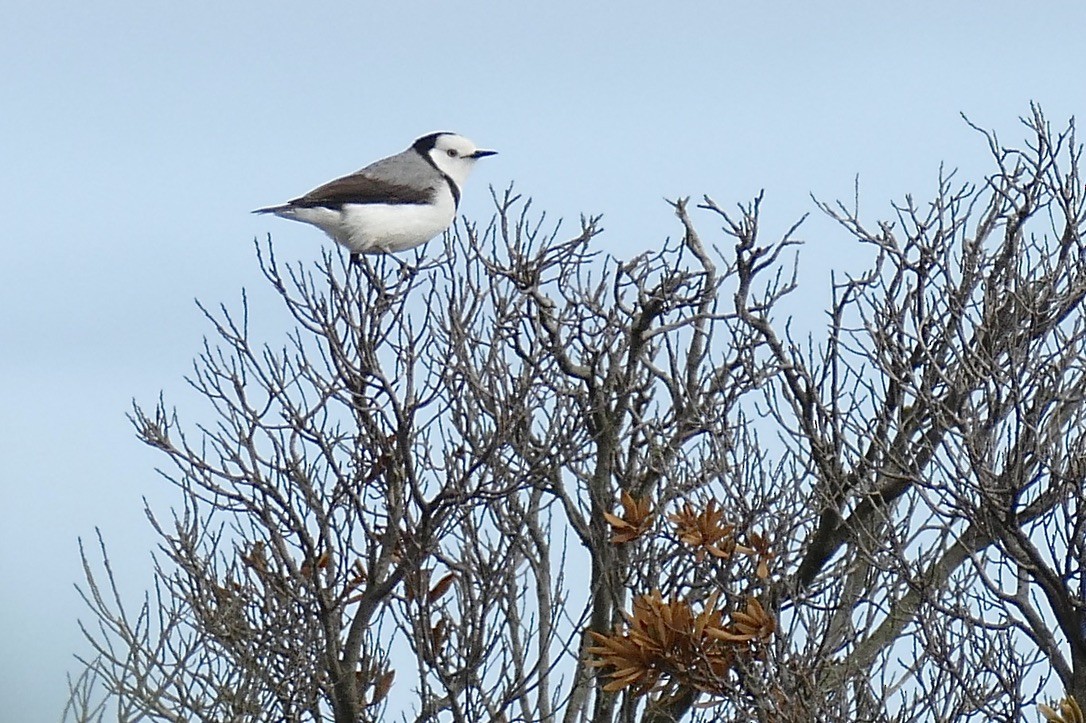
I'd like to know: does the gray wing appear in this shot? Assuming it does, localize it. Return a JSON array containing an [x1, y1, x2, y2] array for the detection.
[[289, 151, 441, 209]]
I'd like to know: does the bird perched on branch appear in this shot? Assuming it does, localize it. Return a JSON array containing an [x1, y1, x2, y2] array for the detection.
[[254, 132, 496, 257]]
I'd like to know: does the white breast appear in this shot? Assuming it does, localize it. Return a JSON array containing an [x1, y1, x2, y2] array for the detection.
[[284, 187, 457, 254]]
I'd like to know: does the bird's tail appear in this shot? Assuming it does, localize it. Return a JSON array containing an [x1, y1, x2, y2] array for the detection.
[[252, 204, 290, 215]]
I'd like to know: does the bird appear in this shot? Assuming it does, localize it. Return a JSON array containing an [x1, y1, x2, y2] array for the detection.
[[254, 132, 496, 256]]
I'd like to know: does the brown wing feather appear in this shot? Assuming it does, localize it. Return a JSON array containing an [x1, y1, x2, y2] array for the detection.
[[289, 172, 436, 209]]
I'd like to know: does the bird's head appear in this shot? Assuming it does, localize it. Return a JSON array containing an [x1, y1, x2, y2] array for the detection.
[[415, 132, 497, 188]]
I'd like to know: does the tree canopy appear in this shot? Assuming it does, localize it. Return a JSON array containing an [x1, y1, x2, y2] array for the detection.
[[67, 107, 1086, 723]]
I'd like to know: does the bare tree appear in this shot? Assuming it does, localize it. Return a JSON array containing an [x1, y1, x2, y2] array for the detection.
[[67, 106, 1086, 723]]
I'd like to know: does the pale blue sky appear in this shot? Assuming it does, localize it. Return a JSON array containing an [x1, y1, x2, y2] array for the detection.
[[2, 2, 1085, 720]]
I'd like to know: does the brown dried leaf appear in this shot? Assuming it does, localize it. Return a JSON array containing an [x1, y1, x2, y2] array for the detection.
[[241, 541, 266, 572], [605, 490, 655, 544], [431, 618, 447, 650], [428, 573, 456, 604], [1039, 696, 1084, 723], [370, 669, 395, 706]]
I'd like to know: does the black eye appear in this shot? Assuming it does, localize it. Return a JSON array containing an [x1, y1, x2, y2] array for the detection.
[[447, 149, 458, 158]]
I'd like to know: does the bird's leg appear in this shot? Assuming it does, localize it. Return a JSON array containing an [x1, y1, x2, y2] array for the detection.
[[350, 252, 363, 266], [393, 256, 416, 280]]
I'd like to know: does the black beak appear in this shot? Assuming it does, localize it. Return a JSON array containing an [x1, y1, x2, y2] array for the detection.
[[470, 149, 498, 159]]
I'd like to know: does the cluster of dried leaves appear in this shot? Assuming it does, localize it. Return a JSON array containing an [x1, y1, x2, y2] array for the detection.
[[604, 491, 772, 574], [587, 590, 775, 697], [590, 494, 776, 698]]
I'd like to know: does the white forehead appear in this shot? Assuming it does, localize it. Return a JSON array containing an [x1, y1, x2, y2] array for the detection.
[[433, 133, 479, 154]]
